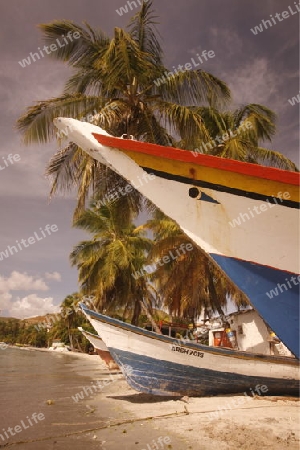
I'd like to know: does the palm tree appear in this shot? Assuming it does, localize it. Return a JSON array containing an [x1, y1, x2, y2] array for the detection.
[[183, 105, 298, 170], [60, 293, 83, 348], [51, 292, 98, 350], [16, 1, 296, 324], [69, 198, 157, 326], [140, 211, 249, 322], [17, 1, 231, 218]]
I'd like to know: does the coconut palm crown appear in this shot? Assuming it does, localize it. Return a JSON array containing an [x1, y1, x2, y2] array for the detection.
[[17, 1, 297, 218], [17, 1, 233, 217], [69, 198, 155, 325]]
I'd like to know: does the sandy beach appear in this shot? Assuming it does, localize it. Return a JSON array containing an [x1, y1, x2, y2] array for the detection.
[[65, 351, 299, 450], [1, 347, 299, 450]]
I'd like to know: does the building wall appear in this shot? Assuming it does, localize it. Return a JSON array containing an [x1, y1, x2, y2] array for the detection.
[[230, 310, 270, 354], [208, 310, 293, 356], [209, 310, 270, 354]]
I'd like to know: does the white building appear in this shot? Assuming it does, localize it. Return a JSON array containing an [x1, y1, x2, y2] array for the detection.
[[208, 309, 293, 357]]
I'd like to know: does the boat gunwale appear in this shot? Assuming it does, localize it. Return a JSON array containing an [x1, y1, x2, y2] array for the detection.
[[79, 327, 102, 340], [92, 134, 300, 187], [80, 304, 299, 366]]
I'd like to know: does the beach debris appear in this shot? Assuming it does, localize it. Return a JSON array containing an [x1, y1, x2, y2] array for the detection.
[[93, 434, 97, 439], [184, 405, 189, 415], [46, 399, 54, 405], [85, 405, 96, 415], [180, 396, 190, 404]]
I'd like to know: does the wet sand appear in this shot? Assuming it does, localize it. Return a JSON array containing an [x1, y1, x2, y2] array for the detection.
[[0, 348, 185, 449], [1, 347, 299, 449]]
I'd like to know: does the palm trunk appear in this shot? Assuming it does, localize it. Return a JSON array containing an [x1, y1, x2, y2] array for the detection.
[[139, 299, 162, 334], [131, 299, 141, 326]]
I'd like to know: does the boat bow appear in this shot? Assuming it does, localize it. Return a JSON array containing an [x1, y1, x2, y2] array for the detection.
[[54, 118, 300, 358]]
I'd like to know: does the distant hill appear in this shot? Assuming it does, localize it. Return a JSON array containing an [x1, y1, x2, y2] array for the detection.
[[0, 316, 20, 322], [0, 313, 61, 326], [22, 313, 60, 325]]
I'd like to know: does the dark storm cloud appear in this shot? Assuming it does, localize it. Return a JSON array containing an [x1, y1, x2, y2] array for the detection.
[[0, 0, 298, 317]]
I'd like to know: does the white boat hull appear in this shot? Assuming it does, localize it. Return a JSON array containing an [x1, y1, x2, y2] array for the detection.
[[81, 305, 299, 397]]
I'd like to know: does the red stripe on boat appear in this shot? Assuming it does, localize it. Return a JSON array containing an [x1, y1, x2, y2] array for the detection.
[[92, 134, 300, 186]]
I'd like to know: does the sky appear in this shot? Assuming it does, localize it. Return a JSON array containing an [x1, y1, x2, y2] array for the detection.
[[0, 0, 299, 318]]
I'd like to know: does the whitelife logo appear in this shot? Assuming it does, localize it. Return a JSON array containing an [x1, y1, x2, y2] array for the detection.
[[18, 31, 81, 68], [191, 120, 252, 157], [0, 224, 58, 261], [0, 412, 45, 443], [93, 173, 156, 209], [288, 91, 300, 106], [141, 436, 172, 450], [116, 0, 149, 17], [250, 3, 300, 35], [153, 50, 215, 87], [132, 243, 193, 279], [0, 153, 21, 172], [266, 275, 300, 299], [208, 385, 269, 421], [228, 192, 290, 228]]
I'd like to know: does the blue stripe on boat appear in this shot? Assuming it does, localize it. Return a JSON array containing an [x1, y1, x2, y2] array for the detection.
[[211, 254, 300, 359], [108, 348, 299, 397]]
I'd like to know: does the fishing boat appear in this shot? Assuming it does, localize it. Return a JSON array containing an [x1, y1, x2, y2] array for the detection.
[[53, 117, 299, 361], [80, 303, 299, 396], [48, 339, 71, 352], [78, 327, 119, 370]]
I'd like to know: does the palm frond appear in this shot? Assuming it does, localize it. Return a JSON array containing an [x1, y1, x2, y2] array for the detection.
[[154, 100, 211, 146], [249, 146, 299, 171], [39, 20, 110, 66], [128, 0, 163, 64], [17, 94, 103, 144], [95, 28, 154, 90], [46, 143, 82, 197], [154, 69, 231, 108], [234, 104, 276, 142]]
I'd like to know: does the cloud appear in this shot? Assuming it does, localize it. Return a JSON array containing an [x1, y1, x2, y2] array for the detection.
[[9, 294, 60, 319], [0, 271, 49, 292], [0, 271, 61, 319], [227, 57, 280, 107], [0, 291, 13, 312], [206, 28, 244, 59], [45, 271, 61, 281]]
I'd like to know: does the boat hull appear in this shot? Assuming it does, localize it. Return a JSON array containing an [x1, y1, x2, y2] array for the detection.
[[81, 305, 299, 397], [53, 118, 300, 358], [78, 327, 119, 370]]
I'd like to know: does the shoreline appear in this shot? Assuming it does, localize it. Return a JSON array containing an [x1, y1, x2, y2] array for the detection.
[[4, 346, 299, 449]]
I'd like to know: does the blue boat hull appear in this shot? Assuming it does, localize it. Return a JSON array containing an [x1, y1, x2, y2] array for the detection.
[[110, 348, 299, 397], [211, 254, 300, 358]]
